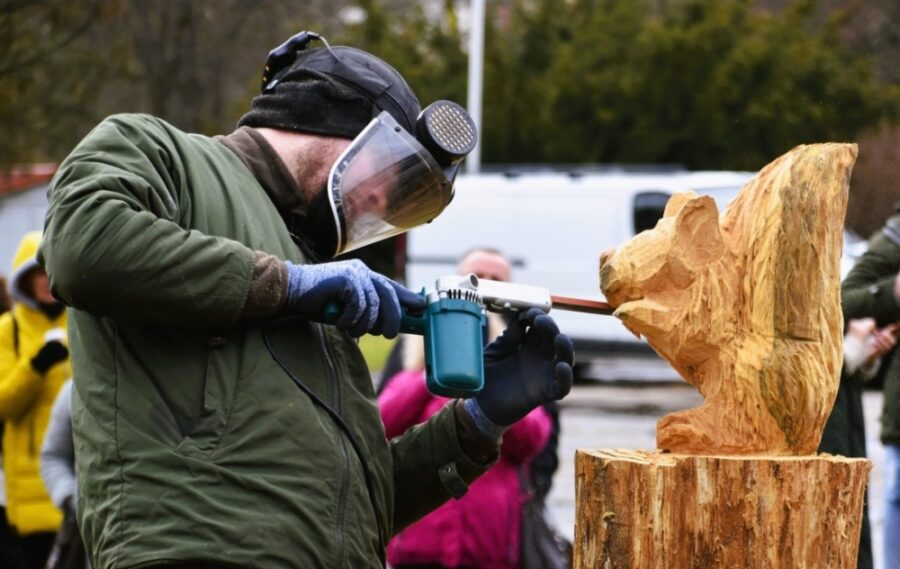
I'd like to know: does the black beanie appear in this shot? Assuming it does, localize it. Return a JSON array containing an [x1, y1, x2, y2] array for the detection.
[[238, 46, 421, 140]]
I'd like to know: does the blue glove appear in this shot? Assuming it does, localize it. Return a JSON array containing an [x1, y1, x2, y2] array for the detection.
[[284, 259, 426, 338], [464, 308, 575, 436]]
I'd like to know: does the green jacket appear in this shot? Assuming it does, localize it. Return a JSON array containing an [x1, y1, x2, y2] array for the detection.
[[841, 210, 900, 445], [39, 114, 492, 569]]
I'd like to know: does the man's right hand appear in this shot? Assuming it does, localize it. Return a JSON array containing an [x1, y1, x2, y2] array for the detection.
[[31, 340, 68, 374], [469, 308, 574, 430], [284, 259, 426, 338]]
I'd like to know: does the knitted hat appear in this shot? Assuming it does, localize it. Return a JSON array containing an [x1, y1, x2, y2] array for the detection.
[[238, 46, 421, 140]]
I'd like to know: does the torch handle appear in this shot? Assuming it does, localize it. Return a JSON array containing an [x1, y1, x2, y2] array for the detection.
[[550, 295, 614, 316]]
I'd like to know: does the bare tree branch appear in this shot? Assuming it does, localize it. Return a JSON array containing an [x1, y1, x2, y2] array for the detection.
[[0, 0, 102, 77]]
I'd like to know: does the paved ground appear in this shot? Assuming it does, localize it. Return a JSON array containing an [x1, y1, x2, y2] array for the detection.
[[545, 383, 888, 568]]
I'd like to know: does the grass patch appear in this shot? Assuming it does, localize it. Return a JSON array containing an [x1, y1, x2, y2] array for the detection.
[[358, 334, 398, 372]]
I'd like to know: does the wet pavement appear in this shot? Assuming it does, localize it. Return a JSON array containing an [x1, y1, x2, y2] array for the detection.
[[545, 383, 888, 568]]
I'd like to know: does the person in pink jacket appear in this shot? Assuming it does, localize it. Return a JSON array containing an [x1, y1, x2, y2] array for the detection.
[[379, 293, 552, 569]]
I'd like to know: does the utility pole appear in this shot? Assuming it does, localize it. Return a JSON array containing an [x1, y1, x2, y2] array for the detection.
[[466, 0, 485, 174]]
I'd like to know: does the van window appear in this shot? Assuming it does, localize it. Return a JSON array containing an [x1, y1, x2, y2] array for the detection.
[[632, 191, 670, 234]]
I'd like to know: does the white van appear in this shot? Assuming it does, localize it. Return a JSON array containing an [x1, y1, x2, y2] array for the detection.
[[404, 167, 755, 381]]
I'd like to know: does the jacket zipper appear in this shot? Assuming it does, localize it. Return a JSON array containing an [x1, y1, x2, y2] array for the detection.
[[316, 324, 350, 567]]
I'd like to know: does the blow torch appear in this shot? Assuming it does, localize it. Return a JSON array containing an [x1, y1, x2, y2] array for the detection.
[[327, 274, 611, 398]]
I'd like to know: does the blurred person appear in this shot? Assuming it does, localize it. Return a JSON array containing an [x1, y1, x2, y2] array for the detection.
[[379, 312, 553, 569], [457, 249, 564, 500], [38, 31, 574, 569], [842, 209, 900, 569], [379, 249, 562, 499], [819, 318, 898, 569], [0, 232, 70, 569], [40, 379, 85, 569], [841, 319, 897, 382], [0, 273, 23, 569]]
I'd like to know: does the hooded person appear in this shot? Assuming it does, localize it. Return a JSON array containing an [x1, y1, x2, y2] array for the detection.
[[38, 31, 574, 569], [0, 231, 70, 569]]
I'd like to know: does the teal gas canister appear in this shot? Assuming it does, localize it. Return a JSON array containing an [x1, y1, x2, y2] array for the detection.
[[323, 289, 486, 398], [399, 292, 486, 398]]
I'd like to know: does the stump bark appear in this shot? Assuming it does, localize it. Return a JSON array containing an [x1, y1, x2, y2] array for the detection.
[[574, 450, 871, 569]]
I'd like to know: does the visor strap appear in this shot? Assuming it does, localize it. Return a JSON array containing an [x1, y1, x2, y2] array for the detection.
[[304, 54, 414, 133]]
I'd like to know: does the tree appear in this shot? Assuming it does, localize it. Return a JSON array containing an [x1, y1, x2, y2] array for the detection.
[[334, 0, 467, 106], [0, 0, 355, 167], [847, 124, 900, 237], [479, 0, 895, 170], [4, 0, 900, 238], [106, 0, 323, 135], [0, 0, 109, 164]]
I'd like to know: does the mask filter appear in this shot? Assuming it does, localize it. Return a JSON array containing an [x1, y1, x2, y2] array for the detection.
[[416, 101, 478, 168]]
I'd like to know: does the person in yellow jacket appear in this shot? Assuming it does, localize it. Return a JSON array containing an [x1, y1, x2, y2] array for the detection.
[[0, 232, 69, 569]]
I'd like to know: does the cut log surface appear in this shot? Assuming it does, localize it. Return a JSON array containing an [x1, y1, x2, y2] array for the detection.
[[574, 450, 871, 569], [599, 143, 858, 455]]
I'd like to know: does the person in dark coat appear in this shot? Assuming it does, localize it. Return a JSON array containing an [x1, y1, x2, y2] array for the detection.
[[819, 317, 897, 569], [842, 207, 900, 569]]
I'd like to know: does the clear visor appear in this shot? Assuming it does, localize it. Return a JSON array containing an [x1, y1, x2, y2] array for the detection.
[[327, 112, 452, 256]]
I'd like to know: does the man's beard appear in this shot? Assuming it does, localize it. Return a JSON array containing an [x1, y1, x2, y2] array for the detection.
[[346, 212, 391, 247], [294, 188, 339, 261]]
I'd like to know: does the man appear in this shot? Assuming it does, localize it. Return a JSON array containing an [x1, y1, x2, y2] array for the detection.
[[842, 209, 900, 569], [38, 33, 574, 569], [0, 232, 70, 569]]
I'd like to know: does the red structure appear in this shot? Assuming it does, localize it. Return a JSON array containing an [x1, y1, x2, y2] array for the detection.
[[0, 164, 57, 197]]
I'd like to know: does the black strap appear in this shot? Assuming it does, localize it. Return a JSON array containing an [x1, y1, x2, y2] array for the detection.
[[438, 462, 469, 499], [12, 315, 19, 358]]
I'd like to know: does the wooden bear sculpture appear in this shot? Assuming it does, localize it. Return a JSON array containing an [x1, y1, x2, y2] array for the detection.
[[600, 143, 857, 455]]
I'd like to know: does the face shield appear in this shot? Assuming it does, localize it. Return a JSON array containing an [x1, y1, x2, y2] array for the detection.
[[327, 101, 476, 256]]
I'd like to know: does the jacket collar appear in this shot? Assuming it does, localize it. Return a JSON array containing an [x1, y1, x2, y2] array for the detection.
[[218, 127, 337, 261], [217, 127, 308, 229]]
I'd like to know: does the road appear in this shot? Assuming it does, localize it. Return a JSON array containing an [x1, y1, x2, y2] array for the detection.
[[545, 384, 888, 568]]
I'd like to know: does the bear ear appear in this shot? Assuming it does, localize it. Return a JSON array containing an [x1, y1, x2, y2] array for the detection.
[[663, 191, 700, 218], [671, 195, 724, 269]]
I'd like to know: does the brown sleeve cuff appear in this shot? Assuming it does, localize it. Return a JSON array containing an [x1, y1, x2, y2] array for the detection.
[[454, 399, 501, 465], [241, 252, 288, 319]]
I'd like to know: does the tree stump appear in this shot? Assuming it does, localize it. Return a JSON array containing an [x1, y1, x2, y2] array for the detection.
[[574, 450, 871, 569], [576, 144, 870, 568]]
